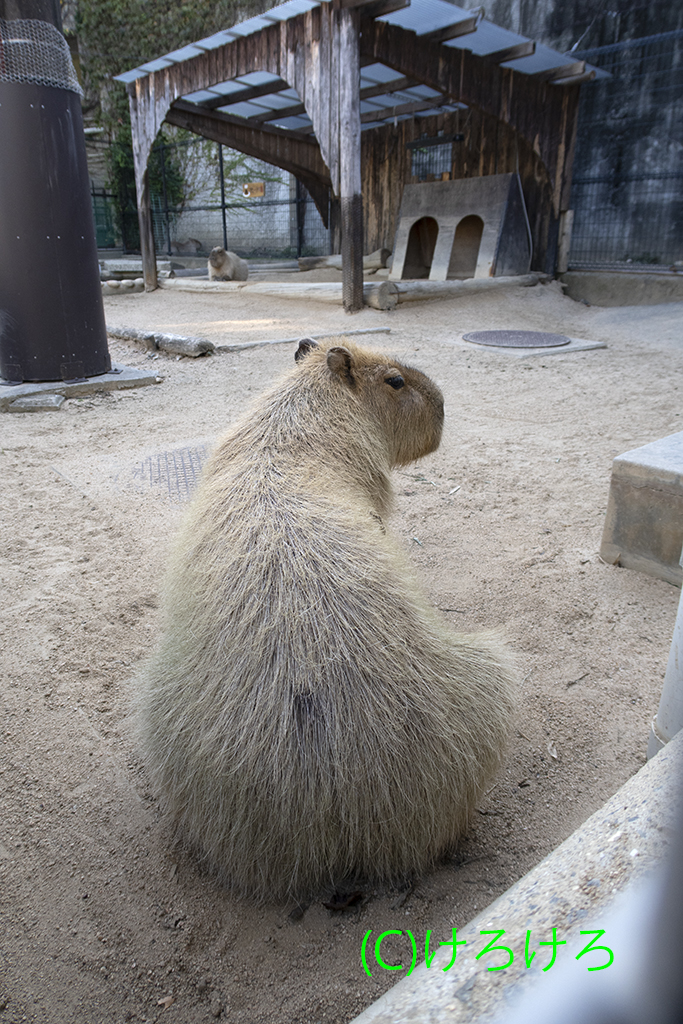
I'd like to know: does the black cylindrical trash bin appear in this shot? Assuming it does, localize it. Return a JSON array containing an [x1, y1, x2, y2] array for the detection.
[[0, 18, 111, 383]]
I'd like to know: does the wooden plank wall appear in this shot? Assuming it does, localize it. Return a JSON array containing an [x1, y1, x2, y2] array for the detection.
[[361, 108, 556, 273]]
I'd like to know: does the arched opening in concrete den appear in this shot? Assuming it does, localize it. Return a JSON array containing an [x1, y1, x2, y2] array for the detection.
[[447, 214, 484, 279], [402, 216, 439, 278]]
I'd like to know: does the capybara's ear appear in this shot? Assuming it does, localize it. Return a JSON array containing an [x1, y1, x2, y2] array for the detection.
[[326, 346, 355, 384], [295, 337, 319, 362]]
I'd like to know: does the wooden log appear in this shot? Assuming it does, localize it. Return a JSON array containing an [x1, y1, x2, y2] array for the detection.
[[106, 326, 214, 356], [364, 281, 398, 309], [157, 274, 544, 307], [297, 255, 340, 271], [157, 278, 398, 309], [394, 274, 544, 302], [298, 248, 391, 271]]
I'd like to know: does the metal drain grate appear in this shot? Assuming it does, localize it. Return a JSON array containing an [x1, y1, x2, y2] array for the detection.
[[130, 444, 211, 503], [462, 330, 572, 348]]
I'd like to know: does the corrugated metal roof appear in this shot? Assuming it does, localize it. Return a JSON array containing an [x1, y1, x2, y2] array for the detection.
[[114, 0, 607, 132]]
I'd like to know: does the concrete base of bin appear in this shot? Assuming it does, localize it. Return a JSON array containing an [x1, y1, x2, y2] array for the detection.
[[0, 363, 159, 412]]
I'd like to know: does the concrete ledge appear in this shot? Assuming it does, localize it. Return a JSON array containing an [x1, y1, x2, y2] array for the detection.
[[0, 364, 159, 412], [600, 431, 683, 586], [561, 271, 683, 307], [351, 730, 682, 1024]]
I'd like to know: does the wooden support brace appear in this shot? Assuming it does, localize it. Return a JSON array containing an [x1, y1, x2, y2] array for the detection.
[[551, 69, 596, 86], [484, 40, 535, 64], [360, 0, 410, 16], [421, 13, 480, 45], [200, 77, 291, 110], [534, 60, 586, 83], [361, 95, 450, 123]]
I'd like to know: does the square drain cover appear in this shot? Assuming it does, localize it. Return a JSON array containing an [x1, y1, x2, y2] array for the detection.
[[129, 443, 211, 502]]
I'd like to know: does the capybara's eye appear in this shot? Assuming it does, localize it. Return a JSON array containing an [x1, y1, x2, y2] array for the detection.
[[386, 376, 404, 390]]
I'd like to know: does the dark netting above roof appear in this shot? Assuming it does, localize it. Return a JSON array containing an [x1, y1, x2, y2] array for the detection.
[[0, 18, 83, 95]]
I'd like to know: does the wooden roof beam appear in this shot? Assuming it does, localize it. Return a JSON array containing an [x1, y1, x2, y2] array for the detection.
[[199, 77, 291, 111], [334, 0, 409, 11], [360, 96, 451, 123], [250, 76, 421, 123], [535, 61, 595, 85], [534, 60, 585, 82], [551, 69, 596, 85], [420, 12, 481, 45], [484, 40, 535, 64], [360, 75, 418, 99], [252, 102, 307, 122]]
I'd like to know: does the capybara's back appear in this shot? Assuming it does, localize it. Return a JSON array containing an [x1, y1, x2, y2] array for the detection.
[[137, 338, 517, 899]]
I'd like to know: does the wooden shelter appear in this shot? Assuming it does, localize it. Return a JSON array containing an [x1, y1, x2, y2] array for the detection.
[[117, 0, 603, 311]]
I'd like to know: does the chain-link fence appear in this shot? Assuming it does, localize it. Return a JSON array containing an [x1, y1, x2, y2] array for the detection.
[[94, 134, 330, 259], [569, 172, 683, 267], [569, 30, 683, 269], [90, 186, 118, 249]]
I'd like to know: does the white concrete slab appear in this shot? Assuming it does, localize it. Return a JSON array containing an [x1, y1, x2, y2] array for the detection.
[[351, 730, 683, 1024], [600, 431, 683, 586]]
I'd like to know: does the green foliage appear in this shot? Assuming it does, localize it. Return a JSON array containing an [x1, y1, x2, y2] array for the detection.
[[75, 0, 273, 244], [106, 124, 186, 249], [75, 0, 272, 128]]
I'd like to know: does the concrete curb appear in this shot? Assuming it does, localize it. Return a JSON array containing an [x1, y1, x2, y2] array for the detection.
[[214, 327, 391, 353], [107, 326, 214, 357], [351, 730, 682, 1024]]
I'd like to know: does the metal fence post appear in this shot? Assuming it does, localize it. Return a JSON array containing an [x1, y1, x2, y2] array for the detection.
[[157, 142, 172, 255], [219, 144, 228, 250]]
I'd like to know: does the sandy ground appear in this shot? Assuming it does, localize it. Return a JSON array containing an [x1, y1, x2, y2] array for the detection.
[[1, 279, 682, 1024]]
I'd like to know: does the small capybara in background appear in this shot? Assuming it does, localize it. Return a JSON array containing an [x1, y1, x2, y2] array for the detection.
[[207, 246, 248, 281], [136, 338, 517, 900]]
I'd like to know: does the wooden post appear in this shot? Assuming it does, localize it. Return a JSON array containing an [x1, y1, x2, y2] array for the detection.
[[138, 170, 158, 292], [127, 82, 158, 291], [337, 5, 363, 313], [557, 209, 574, 274], [329, 197, 342, 254]]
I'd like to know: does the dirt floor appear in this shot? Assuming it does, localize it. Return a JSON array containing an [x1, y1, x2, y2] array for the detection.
[[1, 279, 682, 1024]]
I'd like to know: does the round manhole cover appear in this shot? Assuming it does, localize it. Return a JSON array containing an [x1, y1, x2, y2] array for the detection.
[[462, 330, 572, 348]]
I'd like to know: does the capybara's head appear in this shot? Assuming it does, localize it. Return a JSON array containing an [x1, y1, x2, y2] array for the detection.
[[208, 246, 227, 267], [295, 338, 444, 466]]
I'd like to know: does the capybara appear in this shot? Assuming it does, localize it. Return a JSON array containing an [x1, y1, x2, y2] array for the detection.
[[207, 246, 248, 281], [136, 338, 517, 900]]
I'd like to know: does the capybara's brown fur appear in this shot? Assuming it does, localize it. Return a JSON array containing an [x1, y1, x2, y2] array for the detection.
[[136, 338, 517, 900], [207, 246, 248, 281]]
